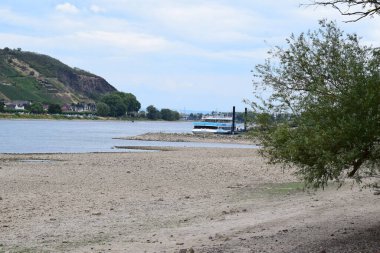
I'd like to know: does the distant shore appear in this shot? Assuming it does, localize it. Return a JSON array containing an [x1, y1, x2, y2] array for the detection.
[[116, 132, 258, 145], [0, 113, 180, 122]]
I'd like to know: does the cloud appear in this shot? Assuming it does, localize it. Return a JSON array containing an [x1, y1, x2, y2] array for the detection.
[[2, 0, 379, 111], [149, 3, 261, 43], [90, 5, 106, 14], [0, 7, 40, 27], [55, 3, 80, 14], [74, 30, 173, 53]]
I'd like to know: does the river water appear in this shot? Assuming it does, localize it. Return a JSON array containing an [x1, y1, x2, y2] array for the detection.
[[0, 119, 255, 153]]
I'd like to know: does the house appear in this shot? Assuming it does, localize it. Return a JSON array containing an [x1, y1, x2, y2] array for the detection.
[[61, 104, 72, 112], [4, 100, 31, 111], [71, 103, 97, 112]]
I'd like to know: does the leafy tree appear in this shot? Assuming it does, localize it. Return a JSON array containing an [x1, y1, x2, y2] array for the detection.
[[101, 93, 127, 117], [160, 108, 180, 121], [146, 105, 160, 120], [0, 101, 4, 112], [251, 20, 380, 188], [96, 102, 110, 117], [308, 0, 380, 22], [27, 102, 44, 114], [100, 92, 141, 117], [48, 104, 62, 114], [187, 113, 203, 120], [114, 92, 141, 114]]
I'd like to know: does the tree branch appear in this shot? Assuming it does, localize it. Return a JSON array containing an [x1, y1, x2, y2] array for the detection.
[[348, 148, 371, 177], [304, 0, 380, 22]]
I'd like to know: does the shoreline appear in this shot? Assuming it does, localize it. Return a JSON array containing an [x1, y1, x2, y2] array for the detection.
[[0, 113, 189, 122], [116, 132, 258, 145]]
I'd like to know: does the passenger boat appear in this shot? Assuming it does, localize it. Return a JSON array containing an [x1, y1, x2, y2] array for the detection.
[[192, 115, 243, 134]]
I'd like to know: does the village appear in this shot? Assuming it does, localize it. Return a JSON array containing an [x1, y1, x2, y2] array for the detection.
[[0, 100, 96, 113]]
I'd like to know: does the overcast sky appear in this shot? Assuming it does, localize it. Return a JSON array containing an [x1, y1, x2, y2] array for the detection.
[[0, 0, 379, 112]]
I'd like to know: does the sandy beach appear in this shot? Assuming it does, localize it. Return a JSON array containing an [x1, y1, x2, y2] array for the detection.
[[0, 148, 379, 253], [116, 132, 258, 145]]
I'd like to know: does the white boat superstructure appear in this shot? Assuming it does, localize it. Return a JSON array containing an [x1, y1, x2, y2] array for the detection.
[[192, 115, 243, 134]]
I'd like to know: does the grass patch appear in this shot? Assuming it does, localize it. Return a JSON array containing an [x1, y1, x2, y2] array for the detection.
[[231, 181, 306, 202], [259, 181, 305, 195]]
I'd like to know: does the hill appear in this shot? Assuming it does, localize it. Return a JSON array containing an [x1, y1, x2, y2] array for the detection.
[[0, 48, 117, 104]]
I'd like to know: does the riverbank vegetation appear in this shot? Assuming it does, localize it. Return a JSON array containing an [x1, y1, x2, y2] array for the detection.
[[0, 91, 182, 121], [250, 20, 380, 188]]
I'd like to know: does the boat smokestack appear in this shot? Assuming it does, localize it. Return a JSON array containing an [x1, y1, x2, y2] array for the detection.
[[232, 106, 236, 135], [244, 107, 247, 131]]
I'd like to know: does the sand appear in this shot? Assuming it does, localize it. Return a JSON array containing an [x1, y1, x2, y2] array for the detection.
[[0, 148, 379, 253], [116, 132, 258, 145]]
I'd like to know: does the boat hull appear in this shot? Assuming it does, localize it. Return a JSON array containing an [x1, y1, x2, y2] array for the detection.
[[192, 128, 231, 134]]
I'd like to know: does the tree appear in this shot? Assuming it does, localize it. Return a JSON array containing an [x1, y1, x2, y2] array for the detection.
[[251, 20, 380, 188], [114, 92, 141, 114], [146, 105, 160, 120], [96, 102, 110, 117], [101, 93, 127, 117], [160, 108, 180, 121], [48, 104, 62, 114], [101, 92, 141, 117], [0, 101, 4, 112], [308, 0, 380, 22], [27, 102, 44, 114]]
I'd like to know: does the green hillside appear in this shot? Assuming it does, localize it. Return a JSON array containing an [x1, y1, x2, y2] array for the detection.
[[0, 48, 117, 104]]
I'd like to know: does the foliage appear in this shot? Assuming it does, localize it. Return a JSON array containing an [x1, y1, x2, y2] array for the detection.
[[251, 20, 380, 188], [113, 92, 141, 113], [0, 101, 4, 112], [96, 102, 110, 117], [146, 105, 160, 120], [101, 93, 127, 117], [48, 104, 62, 114], [100, 91, 141, 117], [308, 0, 380, 22], [187, 113, 203, 120], [160, 108, 180, 121], [27, 102, 44, 114]]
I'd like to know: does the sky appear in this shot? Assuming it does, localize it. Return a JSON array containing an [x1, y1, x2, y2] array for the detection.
[[0, 1, 379, 113]]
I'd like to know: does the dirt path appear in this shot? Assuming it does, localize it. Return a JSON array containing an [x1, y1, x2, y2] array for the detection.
[[0, 148, 378, 252]]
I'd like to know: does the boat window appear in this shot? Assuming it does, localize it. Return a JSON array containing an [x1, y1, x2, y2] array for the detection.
[[194, 126, 218, 130]]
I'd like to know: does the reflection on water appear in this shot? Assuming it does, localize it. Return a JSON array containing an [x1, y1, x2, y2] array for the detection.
[[0, 119, 256, 153]]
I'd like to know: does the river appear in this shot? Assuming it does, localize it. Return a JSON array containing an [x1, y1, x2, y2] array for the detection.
[[0, 119, 254, 153]]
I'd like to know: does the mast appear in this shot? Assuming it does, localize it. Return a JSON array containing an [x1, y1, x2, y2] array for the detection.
[[232, 106, 235, 135]]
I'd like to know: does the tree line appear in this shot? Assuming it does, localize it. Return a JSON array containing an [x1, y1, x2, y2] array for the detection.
[[96, 92, 180, 120], [145, 105, 180, 121], [0, 91, 181, 121]]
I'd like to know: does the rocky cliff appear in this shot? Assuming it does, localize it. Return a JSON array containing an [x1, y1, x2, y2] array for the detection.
[[0, 48, 117, 104]]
